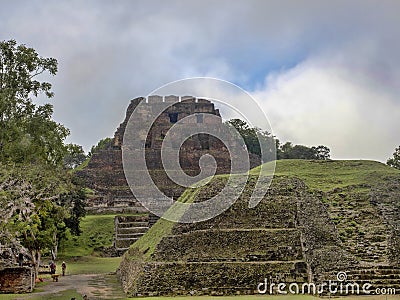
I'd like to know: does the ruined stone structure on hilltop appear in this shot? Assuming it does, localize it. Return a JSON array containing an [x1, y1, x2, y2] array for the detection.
[[77, 96, 260, 213]]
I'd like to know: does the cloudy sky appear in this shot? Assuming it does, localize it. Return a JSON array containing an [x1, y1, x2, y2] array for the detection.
[[1, 0, 399, 161]]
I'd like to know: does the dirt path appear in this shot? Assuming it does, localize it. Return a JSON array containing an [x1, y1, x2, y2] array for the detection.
[[17, 273, 126, 300]]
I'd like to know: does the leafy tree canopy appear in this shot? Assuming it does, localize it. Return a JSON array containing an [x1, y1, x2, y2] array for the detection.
[[277, 142, 331, 160]]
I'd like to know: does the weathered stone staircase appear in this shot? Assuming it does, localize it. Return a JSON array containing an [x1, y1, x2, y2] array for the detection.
[[114, 215, 149, 255]]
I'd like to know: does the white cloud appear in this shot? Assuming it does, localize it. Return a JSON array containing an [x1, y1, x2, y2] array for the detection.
[[253, 55, 400, 161]]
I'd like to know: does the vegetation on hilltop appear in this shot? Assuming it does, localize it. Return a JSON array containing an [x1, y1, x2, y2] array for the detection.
[[387, 145, 400, 170], [226, 118, 330, 161]]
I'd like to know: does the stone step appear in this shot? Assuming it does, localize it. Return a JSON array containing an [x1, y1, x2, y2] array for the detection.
[[349, 268, 400, 273], [115, 239, 139, 248], [347, 279, 400, 284], [117, 226, 148, 233], [116, 247, 130, 251], [129, 260, 309, 297], [118, 222, 148, 228], [116, 216, 149, 223], [116, 232, 146, 237], [117, 226, 149, 233], [116, 236, 142, 241]]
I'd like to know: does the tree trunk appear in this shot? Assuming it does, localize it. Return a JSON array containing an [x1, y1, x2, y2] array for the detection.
[[51, 230, 58, 261], [30, 249, 41, 279]]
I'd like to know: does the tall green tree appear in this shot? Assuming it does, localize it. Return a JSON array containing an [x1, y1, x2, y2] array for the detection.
[[0, 40, 86, 274], [0, 39, 68, 165], [387, 146, 400, 170], [0, 163, 87, 275], [313, 145, 331, 160]]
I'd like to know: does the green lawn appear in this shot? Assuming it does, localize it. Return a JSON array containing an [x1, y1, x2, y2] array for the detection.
[[0, 289, 82, 300], [59, 213, 148, 258], [63, 256, 122, 274]]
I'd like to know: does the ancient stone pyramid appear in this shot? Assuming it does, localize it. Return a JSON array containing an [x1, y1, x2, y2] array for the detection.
[[119, 160, 400, 296]]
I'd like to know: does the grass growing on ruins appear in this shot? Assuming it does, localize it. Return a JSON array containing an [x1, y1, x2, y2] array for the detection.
[[58, 214, 116, 257], [252, 159, 400, 192]]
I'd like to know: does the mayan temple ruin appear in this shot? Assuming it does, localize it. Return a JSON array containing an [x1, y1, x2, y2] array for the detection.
[[78, 96, 260, 212]]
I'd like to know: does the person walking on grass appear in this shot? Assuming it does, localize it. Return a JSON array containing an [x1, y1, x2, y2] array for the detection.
[[62, 261, 66, 276]]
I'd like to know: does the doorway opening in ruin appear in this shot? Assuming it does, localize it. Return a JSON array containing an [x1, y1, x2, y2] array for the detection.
[[169, 113, 178, 123]]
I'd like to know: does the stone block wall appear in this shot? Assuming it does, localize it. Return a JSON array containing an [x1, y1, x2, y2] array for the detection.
[[0, 267, 33, 294]]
